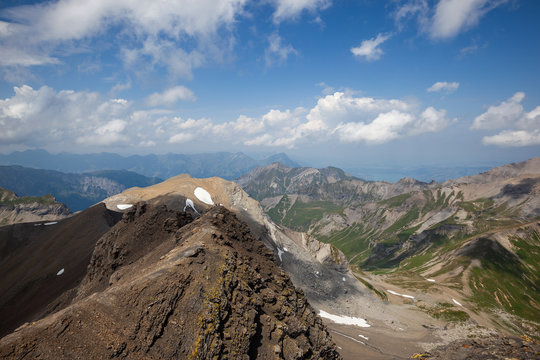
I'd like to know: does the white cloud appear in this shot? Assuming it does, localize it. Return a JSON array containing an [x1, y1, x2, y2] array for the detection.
[[427, 81, 460, 93], [394, 0, 508, 40], [471, 92, 525, 130], [394, 0, 429, 29], [335, 110, 414, 144], [472, 92, 540, 147], [351, 33, 391, 61], [146, 86, 196, 107], [168, 132, 196, 144], [0, 0, 247, 77], [431, 0, 508, 39], [77, 119, 129, 146], [0, 85, 454, 152], [483, 130, 540, 147], [265, 34, 298, 67], [0, 84, 145, 150], [213, 92, 452, 147], [272, 0, 331, 23]]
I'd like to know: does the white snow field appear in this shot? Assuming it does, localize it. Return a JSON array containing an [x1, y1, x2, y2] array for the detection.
[[318, 310, 370, 327], [194, 187, 214, 205], [387, 289, 415, 299], [117, 204, 133, 210]]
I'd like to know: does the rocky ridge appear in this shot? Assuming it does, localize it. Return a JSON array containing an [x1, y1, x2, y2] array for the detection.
[[0, 204, 341, 359]]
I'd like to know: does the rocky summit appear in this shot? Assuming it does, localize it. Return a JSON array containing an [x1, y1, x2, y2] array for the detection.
[[0, 204, 341, 360]]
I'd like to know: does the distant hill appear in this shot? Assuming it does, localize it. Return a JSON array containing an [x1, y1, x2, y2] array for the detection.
[[0, 166, 162, 211], [0, 187, 71, 226], [0, 150, 300, 180]]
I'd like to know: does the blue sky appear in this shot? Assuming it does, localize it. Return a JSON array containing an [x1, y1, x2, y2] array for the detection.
[[0, 0, 539, 172]]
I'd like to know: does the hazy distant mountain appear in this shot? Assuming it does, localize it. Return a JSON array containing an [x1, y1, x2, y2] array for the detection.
[[0, 166, 162, 211], [345, 164, 494, 182], [0, 149, 300, 180]]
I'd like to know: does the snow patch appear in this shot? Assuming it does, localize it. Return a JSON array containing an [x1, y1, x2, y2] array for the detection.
[[427, 278, 436, 282], [318, 310, 370, 327], [342, 277, 346, 282], [387, 289, 415, 299], [277, 248, 284, 261], [358, 334, 369, 340], [452, 298, 462, 306], [44, 221, 58, 226], [117, 204, 133, 210], [183, 198, 199, 214], [194, 187, 214, 205], [56, 268, 64, 276]]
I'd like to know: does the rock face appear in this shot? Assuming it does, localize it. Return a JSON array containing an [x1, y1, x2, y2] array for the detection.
[[424, 335, 540, 359], [0, 187, 71, 226], [0, 205, 341, 360]]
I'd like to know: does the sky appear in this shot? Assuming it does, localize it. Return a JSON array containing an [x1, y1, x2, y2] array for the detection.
[[0, 0, 539, 172]]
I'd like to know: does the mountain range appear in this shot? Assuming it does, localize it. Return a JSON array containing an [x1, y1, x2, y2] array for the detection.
[[237, 158, 540, 339], [0, 149, 299, 180], [0, 158, 539, 359], [0, 165, 162, 211]]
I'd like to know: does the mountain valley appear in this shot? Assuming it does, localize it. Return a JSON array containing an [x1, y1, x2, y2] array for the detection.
[[237, 158, 540, 342], [0, 159, 538, 359]]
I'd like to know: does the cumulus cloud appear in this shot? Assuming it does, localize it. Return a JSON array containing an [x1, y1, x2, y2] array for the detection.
[[351, 34, 391, 61], [0, 0, 247, 78], [265, 34, 298, 67], [0, 85, 132, 147], [427, 81, 459, 93], [322, 94, 452, 144], [208, 92, 452, 147], [394, 0, 508, 40], [483, 130, 540, 147], [471, 92, 525, 130], [0, 85, 454, 152], [472, 92, 540, 147], [146, 86, 196, 107], [272, 0, 331, 23]]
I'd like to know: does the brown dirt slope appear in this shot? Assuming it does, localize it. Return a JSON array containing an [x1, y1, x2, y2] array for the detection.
[[0, 205, 341, 360], [0, 203, 122, 338]]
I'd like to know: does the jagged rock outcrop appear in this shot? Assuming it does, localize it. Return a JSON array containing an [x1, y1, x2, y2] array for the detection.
[[0, 204, 341, 359], [0, 187, 71, 226]]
